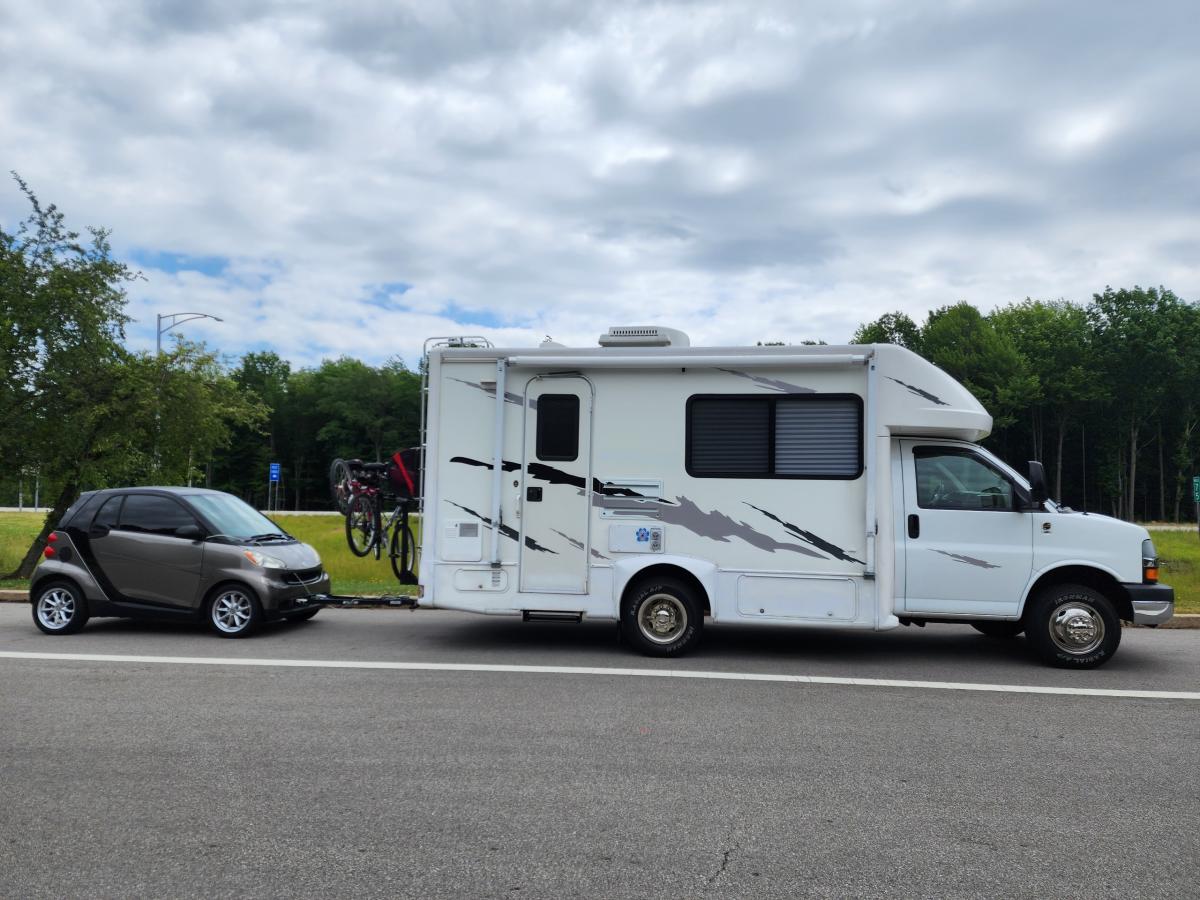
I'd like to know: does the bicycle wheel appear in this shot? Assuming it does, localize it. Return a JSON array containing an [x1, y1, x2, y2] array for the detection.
[[329, 458, 353, 514], [345, 493, 380, 557], [390, 521, 420, 585]]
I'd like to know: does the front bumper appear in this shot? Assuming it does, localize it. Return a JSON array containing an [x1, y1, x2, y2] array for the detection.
[[260, 572, 332, 617], [1125, 583, 1175, 626]]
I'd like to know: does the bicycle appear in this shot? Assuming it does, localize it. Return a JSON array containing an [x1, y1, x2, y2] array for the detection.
[[330, 455, 421, 585]]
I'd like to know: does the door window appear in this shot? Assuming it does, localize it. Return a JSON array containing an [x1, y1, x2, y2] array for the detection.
[[536, 394, 580, 461], [118, 495, 197, 536], [914, 449, 1014, 510]]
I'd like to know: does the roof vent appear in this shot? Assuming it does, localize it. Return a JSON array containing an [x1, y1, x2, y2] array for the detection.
[[599, 326, 690, 348]]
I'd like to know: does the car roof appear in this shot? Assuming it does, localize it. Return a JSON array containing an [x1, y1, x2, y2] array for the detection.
[[88, 486, 232, 499]]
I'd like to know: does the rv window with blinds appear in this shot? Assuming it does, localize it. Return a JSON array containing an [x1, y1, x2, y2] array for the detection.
[[686, 394, 863, 479]]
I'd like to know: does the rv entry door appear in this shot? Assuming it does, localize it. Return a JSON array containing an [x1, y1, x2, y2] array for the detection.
[[519, 375, 594, 593]]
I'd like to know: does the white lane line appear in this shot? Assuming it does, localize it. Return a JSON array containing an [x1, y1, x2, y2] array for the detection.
[[1, 650, 1197, 700]]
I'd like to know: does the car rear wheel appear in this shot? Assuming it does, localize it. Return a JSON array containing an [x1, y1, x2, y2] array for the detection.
[[32, 580, 89, 635], [207, 585, 263, 638]]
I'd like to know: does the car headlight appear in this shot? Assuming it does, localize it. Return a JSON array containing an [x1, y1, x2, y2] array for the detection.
[[243, 549, 287, 569]]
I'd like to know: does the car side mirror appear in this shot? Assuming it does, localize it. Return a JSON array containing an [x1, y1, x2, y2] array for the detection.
[[175, 524, 205, 541], [1027, 460, 1048, 506]]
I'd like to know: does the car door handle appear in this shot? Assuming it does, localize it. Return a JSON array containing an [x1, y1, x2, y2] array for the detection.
[[907, 514, 920, 539]]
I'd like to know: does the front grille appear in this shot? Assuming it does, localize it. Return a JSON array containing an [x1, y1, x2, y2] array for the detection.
[[283, 566, 324, 585]]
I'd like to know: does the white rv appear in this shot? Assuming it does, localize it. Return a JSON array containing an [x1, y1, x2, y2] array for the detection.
[[417, 328, 1173, 668]]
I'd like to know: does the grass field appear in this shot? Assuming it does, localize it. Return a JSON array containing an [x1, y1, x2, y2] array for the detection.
[[2, 511, 1197, 611]]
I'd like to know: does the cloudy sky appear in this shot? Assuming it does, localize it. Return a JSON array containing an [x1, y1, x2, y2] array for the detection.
[[2, 0, 1197, 367]]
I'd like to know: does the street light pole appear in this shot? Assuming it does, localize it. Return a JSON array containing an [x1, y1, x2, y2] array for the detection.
[[154, 310, 225, 477], [157, 311, 224, 354]]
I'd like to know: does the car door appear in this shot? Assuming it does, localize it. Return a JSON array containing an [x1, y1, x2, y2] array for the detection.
[[90, 494, 207, 611], [899, 442, 1033, 617]]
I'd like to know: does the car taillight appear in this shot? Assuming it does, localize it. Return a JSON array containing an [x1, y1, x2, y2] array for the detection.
[[43, 545, 56, 558], [47, 532, 58, 543]]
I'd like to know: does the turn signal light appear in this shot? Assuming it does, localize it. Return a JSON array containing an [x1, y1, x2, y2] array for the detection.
[[1143, 566, 1159, 584]]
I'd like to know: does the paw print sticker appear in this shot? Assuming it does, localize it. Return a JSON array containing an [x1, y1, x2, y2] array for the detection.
[[635, 527, 651, 542]]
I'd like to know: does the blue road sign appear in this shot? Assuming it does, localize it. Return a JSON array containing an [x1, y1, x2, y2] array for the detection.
[[269, 462, 281, 482]]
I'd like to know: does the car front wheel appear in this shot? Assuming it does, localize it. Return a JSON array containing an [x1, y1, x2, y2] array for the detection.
[[207, 585, 263, 638]]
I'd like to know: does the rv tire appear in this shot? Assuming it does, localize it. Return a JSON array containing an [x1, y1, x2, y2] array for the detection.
[[622, 577, 702, 657], [1024, 583, 1120, 669]]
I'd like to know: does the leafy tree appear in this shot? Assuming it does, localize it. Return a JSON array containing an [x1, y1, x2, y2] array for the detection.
[[920, 303, 1036, 433], [989, 300, 1098, 499], [851, 311, 923, 353], [1, 179, 266, 577], [1087, 286, 1194, 520]]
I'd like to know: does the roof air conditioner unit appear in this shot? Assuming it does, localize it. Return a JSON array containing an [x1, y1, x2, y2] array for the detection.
[[599, 326, 691, 348]]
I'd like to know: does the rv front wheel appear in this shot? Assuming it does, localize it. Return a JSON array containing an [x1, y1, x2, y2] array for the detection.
[[1024, 583, 1120, 669], [623, 577, 702, 657]]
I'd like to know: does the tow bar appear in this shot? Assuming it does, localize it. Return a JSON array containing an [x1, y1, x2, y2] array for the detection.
[[309, 593, 419, 609]]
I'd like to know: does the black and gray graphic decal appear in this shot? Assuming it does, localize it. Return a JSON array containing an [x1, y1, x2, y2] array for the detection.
[[448, 456, 862, 564], [551, 529, 610, 560], [450, 456, 676, 504], [445, 501, 557, 554], [654, 498, 825, 559], [744, 503, 865, 564], [449, 378, 537, 409], [718, 368, 814, 393], [930, 549, 999, 569], [887, 377, 949, 407]]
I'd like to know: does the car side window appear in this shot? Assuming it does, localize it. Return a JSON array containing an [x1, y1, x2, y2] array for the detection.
[[915, 449, 1014, 511], [118, 495, 197, 536], [92, 495, 123, 531]]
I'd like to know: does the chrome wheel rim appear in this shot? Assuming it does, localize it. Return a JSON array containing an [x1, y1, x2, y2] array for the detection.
[[1048, 601, 1104, 655], [37, 588, 76, 630], [212, 590, 253, 633], [638, 593, 687, 645]]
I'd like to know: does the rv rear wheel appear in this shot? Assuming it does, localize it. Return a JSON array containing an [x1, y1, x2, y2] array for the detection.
[[622, 577, 702, 657], [1024, 583, 1120, 669]]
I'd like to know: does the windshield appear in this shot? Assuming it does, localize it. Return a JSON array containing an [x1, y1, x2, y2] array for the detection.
[[186, 494, 292, 542]]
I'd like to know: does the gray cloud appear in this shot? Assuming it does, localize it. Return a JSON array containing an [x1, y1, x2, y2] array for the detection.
[[0, 0, 1196, 366]]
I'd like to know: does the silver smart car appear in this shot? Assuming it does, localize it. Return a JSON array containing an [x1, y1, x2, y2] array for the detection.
[[31, 487, 330, 637]]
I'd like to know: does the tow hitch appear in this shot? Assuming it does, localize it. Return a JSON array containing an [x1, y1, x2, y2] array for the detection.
[[310, 593, 419, 609]]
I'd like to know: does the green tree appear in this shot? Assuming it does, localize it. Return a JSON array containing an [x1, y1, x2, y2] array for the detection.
[[1087, 286, 1194, 520], [920, 303, 1037, 433], [989, 299, 1098, 499], [1, 176, 137, 576], [851, 311, 923, 353]]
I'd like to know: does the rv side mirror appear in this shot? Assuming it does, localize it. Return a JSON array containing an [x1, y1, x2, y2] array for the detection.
[[1027, 460, 1048, 506]]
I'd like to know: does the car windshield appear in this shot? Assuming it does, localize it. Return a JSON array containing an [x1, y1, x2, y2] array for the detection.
[[186, 494, 293, 543]]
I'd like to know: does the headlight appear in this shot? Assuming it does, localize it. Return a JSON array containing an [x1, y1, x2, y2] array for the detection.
[[1142, 538, 1158, 584], [243, 549, 287, 569]]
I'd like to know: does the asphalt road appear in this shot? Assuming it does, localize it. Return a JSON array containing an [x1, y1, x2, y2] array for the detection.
[[1, 604, 1197, 899]]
